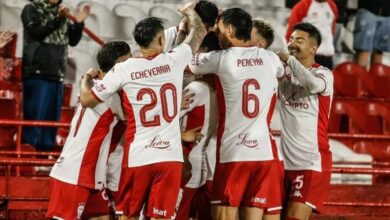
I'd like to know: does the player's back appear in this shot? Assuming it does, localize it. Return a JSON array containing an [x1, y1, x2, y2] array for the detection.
[[51, 81, 123, 189], [190, 47, 283, 163], [100, 44, 192, 167]]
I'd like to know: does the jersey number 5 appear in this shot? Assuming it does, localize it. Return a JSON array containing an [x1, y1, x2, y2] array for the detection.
[[137, 83, 178, 127], [242, 79, 260, 118]]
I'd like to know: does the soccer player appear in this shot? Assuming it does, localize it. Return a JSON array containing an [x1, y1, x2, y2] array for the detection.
[[251, 18, 285, 220], [164, 0, 218, 52], [80, 41, 131, 220], [188, 8, 284, 220], [78, 3, 207, 220], [46, 41, 131, 220], [277, 22, 334, 220], [176, 32, 220, 220]]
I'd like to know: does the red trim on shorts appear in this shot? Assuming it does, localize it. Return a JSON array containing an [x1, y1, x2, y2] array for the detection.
[[77, 109, 115, 188], [91, 89, 103, 102], [120, 90, 136, 167], [215, 76, 226, 164], [266, 93, 279, 160]]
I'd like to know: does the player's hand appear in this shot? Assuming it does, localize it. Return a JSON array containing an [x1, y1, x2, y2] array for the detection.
[[74, 5, 91, 23], [0, 31, 14, 49], [277, 52, 290, 63], [178, 2, 196, 17], [181, 89, 195, 110], [181, 127, 203, 143], [84, 68, 101, 79], [58, 5, 70, 18]]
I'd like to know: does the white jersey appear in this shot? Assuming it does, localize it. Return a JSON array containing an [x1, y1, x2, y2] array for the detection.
[[50, 80, 124, 190], [180, 81, 218, 188], [278, 63, 333, 171], [106, 121, 126, 192], [92, 43, 192, 167], [189, 47, 284, 163]]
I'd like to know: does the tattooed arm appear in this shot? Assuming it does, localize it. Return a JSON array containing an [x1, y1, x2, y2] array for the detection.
[[178, 3, 207, 54], [174, 18, 188, 47]]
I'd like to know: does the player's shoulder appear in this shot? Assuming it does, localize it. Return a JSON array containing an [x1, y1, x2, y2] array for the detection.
[[312, 64, 333, 78]]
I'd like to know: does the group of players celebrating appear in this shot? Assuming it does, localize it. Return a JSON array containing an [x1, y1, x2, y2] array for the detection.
[[46, 1, 333, 220]]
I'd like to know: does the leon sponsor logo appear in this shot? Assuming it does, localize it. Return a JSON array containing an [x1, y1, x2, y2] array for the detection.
[[145, 135, 171, 149], [236, 133, 259, 148]]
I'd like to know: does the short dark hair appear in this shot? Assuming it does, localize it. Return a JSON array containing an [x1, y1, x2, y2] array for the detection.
[[133, 17, 164, 48], [292, 22, 322, 47], [97, 41, 130, 72], [253, 18, 274, 48], [195, 0, 218, 29], [200, 32, 221, 52], [220, 8, 252, 41]]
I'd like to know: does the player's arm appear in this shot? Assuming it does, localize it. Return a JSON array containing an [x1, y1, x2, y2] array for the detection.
[[174, 18, 188, 47], [278, 53, 326, 94], [80, 68, 102, 108], [178, 2, 207, 54], [80, 67, 122, 108]]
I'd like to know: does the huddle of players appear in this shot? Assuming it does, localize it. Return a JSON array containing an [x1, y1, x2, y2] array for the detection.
[[47, 1, 334, 220]]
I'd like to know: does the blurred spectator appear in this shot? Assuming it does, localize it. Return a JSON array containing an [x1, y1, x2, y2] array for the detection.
[[286, 0, 338, 69], [354, 0, 390, 68], [0, 31, 14, 49], [21, 0, 89, 151]]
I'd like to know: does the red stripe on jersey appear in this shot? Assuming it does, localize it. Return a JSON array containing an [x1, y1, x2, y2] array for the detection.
[[91, 89, 103, 102], [120, 90, 136, 168], [77, 109, 115, 188], [215, 76, 226, 164], [266, 94, 279, 160], [317, 94, 331, 152], [74, 107, 86, 137], [183, 105, 205, 152], [109, 120, 126, 154]]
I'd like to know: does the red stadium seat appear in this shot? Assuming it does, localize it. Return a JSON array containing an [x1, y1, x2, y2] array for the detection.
[[333, 62, 368, 97], [329, 98, 387, 134], [0, 81, 22, 147], [365, 102, 390, 134], [365, 63, 390, 99], [62, 83, 72, 107]]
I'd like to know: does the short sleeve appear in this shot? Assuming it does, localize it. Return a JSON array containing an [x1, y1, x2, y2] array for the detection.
[[164, 26, 178, 52], [91, 67, 123, 102], [315, 68, 333, 96], [188, 51, 221, 75], [269, 51, 285, 78], [167, 43, 193, 70]]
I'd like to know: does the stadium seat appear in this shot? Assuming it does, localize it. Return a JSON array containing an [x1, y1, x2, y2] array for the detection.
[[365, 63, 390, 99], [0, 81, 22, 148], [62, 84, 73, 107], [149, 5, 181, 28], [329, 98, 383, 134], [365, 102, 390, 134], [77, 1, 116, 39], [113, 3, 147, 38], [333, 62, 368, 97]]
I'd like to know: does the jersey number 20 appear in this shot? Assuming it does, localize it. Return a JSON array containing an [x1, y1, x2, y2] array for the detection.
[[137, 83, 178, 127]]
